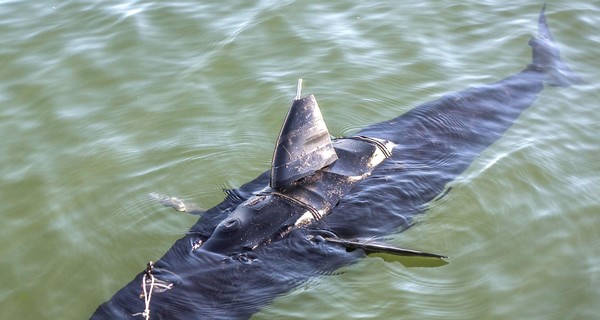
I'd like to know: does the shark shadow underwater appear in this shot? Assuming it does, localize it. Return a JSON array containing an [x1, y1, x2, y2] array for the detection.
[[91, 7, 581, 320]]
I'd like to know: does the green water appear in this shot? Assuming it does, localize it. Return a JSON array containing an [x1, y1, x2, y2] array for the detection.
[[1, 1, 598, 319]]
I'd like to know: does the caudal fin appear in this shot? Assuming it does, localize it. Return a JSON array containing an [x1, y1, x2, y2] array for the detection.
[[528, 5, 583, 87]]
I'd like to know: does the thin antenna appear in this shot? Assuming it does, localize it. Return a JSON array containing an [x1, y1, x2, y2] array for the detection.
[[295, 78, 303, 100]]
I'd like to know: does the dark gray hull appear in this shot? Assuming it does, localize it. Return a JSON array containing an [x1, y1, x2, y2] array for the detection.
[[91, 7, 580, 320]]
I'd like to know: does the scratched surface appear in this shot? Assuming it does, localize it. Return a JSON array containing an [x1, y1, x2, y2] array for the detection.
[[0, 1, 598, 319]]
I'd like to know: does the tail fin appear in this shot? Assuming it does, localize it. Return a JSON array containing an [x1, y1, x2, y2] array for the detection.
[[528, 4, 583, 87]]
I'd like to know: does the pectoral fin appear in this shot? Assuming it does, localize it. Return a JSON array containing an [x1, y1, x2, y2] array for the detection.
[[324, 237, 448, 267], [148, 193, 205, 215]]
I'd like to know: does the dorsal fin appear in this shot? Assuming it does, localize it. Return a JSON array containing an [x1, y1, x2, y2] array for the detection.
[[270, 92, 338, 189]]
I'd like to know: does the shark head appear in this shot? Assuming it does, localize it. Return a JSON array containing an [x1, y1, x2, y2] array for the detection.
[[200, 194, 304, 254]]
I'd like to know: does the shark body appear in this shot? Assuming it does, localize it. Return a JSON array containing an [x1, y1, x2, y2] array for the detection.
[[91, 7, 580, 319]]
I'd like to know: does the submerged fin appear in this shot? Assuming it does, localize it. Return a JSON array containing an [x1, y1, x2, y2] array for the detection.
[[528, 4, 583, 87], [148, 193, 205, 215], [270, 88, 338, 189]]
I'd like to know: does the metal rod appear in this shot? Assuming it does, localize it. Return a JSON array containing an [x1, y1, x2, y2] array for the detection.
[[295, 78, 303, 100]]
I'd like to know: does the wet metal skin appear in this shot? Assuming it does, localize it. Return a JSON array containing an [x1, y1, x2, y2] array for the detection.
[[91, 7, 581, 320]]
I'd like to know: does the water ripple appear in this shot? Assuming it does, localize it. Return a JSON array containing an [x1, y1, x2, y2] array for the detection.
[[1, 1, 599, 320]]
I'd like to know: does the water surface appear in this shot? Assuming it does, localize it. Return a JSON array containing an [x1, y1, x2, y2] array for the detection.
[[0, 1, 598, 319]]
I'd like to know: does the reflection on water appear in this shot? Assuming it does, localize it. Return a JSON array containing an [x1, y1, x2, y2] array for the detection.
[[0, 1, 599, 320]]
